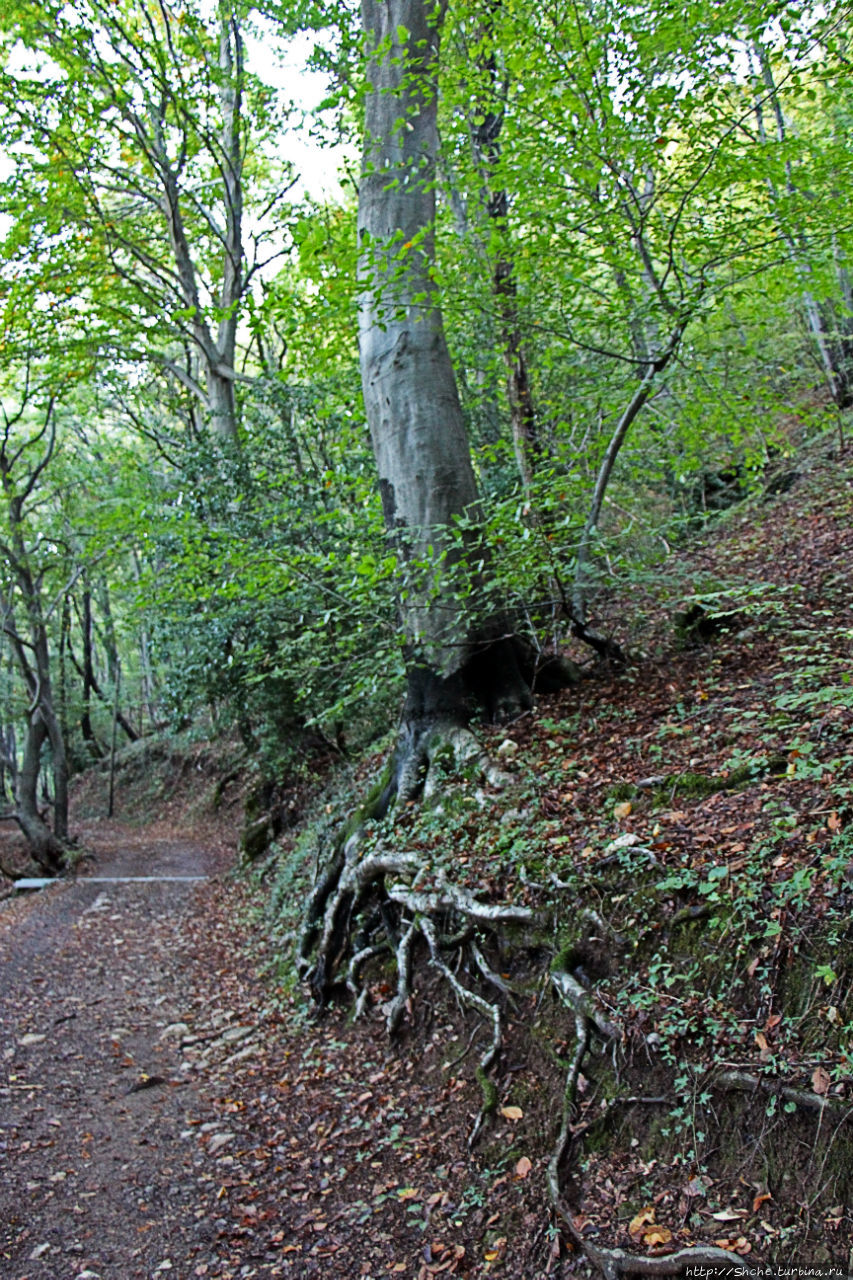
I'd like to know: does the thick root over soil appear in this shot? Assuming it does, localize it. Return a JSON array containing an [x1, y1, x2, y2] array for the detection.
[[297, 717, 537, 1141], [297, 710, 761, 1273], [297, 719, 521, 993], [547, 953, 753, 1277]]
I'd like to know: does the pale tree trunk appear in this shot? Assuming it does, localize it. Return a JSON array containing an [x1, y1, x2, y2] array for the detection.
[[1, 405, 69, 871], [753, 47, 853, 408], [299, 0, 581, 1000], [1, 602, 67, 873], [123, 6, 246, 441], [359, 0, 536, 751], [468, 62, 541, 498]]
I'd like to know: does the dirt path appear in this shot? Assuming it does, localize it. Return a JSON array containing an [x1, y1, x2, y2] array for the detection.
[[0, 827, 238, 1280], [1, 821, 537, 1280]]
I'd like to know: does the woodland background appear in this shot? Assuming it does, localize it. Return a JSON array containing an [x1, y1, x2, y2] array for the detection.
[[1, 3, 853, 1274]]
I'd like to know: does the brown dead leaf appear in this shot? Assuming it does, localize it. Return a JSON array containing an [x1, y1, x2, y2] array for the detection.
[[643, 1225, 673, 1248], [613, 801, 632, 819], [753, 1192, 772, 1213], [812, 1066, 831, 1096], [515, 1156, 532, 1179]]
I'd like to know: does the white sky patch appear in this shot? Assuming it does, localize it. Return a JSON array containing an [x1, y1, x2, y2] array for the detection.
[[245, 25, 353, 206]]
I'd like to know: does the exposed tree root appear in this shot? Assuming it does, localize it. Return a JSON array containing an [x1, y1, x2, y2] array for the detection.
[[295, 716, 543, 1148], [388, 881, 534, 925], [419, 916, 503, 1146], [546, 962, 749, 1278], [556, 1214, 748, 1280], [715, 1069, 853, 1117], [547, 966, 620, 1215], [386, 919, 418, 1036], [347, 942, 390, 1019]]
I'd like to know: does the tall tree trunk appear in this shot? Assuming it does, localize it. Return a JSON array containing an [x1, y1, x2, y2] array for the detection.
[[79, 585, 103, 758], [470, 79, 541, 497], [358, 0, 534, 754], [15, 713, 64, 873], [753, 46, 853, 408], [0, 406, 70, 866]]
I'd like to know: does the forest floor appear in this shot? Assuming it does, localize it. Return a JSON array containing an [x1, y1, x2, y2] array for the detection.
[[1, 438, 853, 1280]]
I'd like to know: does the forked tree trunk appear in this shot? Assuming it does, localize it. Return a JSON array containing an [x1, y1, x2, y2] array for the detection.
[[13, 706, 65, 873], [359, 0, 533, 760], [1, 407, 70, 871]]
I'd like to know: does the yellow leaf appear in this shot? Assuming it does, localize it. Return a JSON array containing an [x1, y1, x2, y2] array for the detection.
[[614, 801, 632, 819], [398, 1187, 420, 1201], [500, 1106, 523, 1121], [643, 1225, 673, 1247], [628, 1206, 655, 1241]]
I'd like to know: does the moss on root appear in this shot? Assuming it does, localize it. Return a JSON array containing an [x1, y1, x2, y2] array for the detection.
[[608, 758, 789, 808]]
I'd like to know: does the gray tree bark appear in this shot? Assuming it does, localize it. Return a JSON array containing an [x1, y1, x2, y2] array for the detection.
[[1, 406, 69, 872], [358, 0, 534, 747]]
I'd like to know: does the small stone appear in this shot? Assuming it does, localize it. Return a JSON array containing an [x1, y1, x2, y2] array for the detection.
[[207, 1133, 235, 1154], [219, 1025, 254, 1044], [604, 832, 642, 854], [160, 1023, 190, 1041]]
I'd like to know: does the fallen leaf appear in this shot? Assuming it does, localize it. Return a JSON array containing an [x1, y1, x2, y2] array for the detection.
[[515, 1156, 532, 1179], [643, 1225, 673, 1247], [753, 1192, 772, 1213], [500, 1106, 523, 1121], [629, 1206, 656, 1241], [712, 1209, 747, 1221], [812, 1066, 831, 1096], [613, 801, 632, 819]]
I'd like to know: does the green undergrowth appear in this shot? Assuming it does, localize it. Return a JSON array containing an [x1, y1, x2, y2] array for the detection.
[[252, 445, 853, 1265]]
